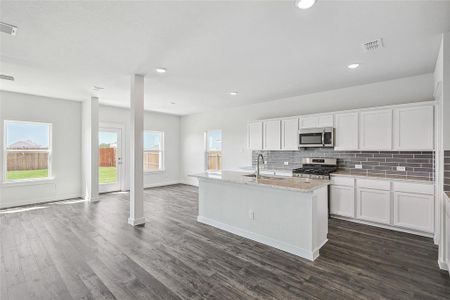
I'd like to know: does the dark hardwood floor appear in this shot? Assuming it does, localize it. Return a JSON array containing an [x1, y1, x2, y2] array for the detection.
[[1, 184, 449, 299]]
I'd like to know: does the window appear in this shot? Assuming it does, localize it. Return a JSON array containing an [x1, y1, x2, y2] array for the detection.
[[144, 131, 164, 172], [4, 121, 52, 181], [206, 130, 222, 171]]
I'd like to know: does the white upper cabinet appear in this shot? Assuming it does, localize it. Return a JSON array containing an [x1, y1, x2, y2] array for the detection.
[[281, 118, 299, 150], [393, 105, 434, 150], [263, 120, 281, 150], [359, 109, 392, 150], [334, 112, 359, 150], [299, 114, 333, 129], [247, 121, 263, 150]]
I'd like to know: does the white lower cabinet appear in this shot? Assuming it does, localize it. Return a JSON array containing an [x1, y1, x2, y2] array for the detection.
[[356, 187, 391, 225], [330, 175, 435, 236], [393, 182, 434, 233], [330, 185, 355, 218], [393, 192, 434, 233]]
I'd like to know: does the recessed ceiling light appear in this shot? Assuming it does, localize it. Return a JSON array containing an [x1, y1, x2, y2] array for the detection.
[[0, 74, 14, 81], [229, 91, 238, 96], [0, 22, 17, 36], [347, 63, 360, 69], [92, 86, 104, 91], [296, 0, 316, 9], [155, 68, 167, 74]]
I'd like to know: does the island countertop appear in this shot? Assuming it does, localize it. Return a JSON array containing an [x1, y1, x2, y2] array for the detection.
[[190, 171, 330, 193]]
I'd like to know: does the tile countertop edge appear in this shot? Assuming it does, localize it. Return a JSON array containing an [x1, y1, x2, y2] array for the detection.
[[189, 172, 330, 193], [330, 172, 434, 184]]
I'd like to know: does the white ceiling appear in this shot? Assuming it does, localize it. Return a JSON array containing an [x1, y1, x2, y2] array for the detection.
[[1, 1, 449, 115]]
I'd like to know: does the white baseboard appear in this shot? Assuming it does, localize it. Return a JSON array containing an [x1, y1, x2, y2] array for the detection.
[[438, 259, 449, 274], [197, 215, 323, 261], [128, 217, 146, 226], [144, 180, 181, 189], [331, 215, 434, 238], [0, 193, 82, 209]]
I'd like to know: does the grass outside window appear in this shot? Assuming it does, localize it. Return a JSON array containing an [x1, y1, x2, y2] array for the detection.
[[6, 169, 49, 181]]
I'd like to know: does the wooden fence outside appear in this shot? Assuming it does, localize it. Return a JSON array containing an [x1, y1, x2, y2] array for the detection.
[[144, 151, 160, 171], [99, 148, 116, 167], [207, 151, 222, 171], [7, 152, 48, 171]]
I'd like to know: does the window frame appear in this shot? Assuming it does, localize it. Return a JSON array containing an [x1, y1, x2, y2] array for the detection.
[[205, 129, 222, 172], [3, 120, 53, 183], [143, 130, 165, 173]]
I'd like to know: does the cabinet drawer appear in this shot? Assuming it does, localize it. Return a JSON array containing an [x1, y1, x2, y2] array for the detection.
[[357, 179, 390, 191], [392, 181, 434, 195], [331, 176, 355, 187]]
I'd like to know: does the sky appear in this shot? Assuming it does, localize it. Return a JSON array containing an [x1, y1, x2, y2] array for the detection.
[[99, 131, 162, 150], [207, 130, 222, 151], [144, 132, 162, 150], [6, 121, 49, 148], [99, 131, 117, 146]]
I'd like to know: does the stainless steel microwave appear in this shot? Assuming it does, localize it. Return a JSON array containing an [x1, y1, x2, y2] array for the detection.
[[298, 127, 334, 148]]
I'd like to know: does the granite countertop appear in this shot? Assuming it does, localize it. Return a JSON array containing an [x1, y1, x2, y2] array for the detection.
[[190, 171, 330, 193], [331, 171, 434, 184]]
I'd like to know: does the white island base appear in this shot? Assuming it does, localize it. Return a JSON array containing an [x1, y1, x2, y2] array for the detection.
[[196, 176, 329, 261]]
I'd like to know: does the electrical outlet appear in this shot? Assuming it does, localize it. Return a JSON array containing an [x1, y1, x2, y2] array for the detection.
[[355, 164, 363, 169], [249, 210, 255, 220], [396, 166, 406, 172], [284, 161, 289, 166]]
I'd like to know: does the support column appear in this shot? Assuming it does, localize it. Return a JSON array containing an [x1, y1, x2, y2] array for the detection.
[[82, 96, 99, 202], [128, 74, 145, 226]]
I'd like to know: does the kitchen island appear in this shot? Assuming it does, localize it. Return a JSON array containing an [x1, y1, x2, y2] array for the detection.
[[190, 171, 330, 261]]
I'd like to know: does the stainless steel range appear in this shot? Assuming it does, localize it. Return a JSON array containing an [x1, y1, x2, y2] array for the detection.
[[292, 158, 337, 180]]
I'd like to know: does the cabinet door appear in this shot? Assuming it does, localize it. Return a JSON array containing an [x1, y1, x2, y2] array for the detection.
[[334, 112, 358, 150], [356, 188, 391, 224], [330, 185, 355, 218], [248, 122, 263, 150], [393, 192, 434, 233], [360, 109, 392, 150], [299, 116, 319, 129], [393, 105, 434, 150], [282, 118, 299, 150], [318, 115, 334, 127], [263, 120, 281, 150]]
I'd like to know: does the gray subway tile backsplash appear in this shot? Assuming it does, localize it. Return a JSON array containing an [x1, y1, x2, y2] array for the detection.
[[252, 149, 435, 181], [445, 150, 450, 192]]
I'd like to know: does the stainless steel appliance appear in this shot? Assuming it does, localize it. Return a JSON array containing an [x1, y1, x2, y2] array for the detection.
[[298, 127, 334, 148], [292, 158, 337, 180]]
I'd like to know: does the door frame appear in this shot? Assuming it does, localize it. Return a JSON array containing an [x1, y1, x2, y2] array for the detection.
[[99, 123, 125, 193]]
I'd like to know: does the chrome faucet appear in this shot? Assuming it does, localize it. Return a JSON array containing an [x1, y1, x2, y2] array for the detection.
[[256, 153, 265, 178]]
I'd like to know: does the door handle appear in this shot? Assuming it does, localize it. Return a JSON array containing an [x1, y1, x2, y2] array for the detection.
[[322, 129, 325, 146]]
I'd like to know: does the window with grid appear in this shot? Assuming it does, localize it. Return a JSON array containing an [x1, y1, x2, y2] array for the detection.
[[206, 130, 222, 171], [144, 131, 164, 172], [4, 121, 52, 181]]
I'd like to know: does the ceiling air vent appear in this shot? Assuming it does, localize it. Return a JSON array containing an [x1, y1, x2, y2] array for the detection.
[[0, 74, 15, 81], [0, 22, 17, 36], [361, 38, 383, 52]]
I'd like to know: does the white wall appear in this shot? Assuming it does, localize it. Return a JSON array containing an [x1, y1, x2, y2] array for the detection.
[[0, 91, 82, 208], [99, 105, 181, 189], [180, 73, 434, 185]]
